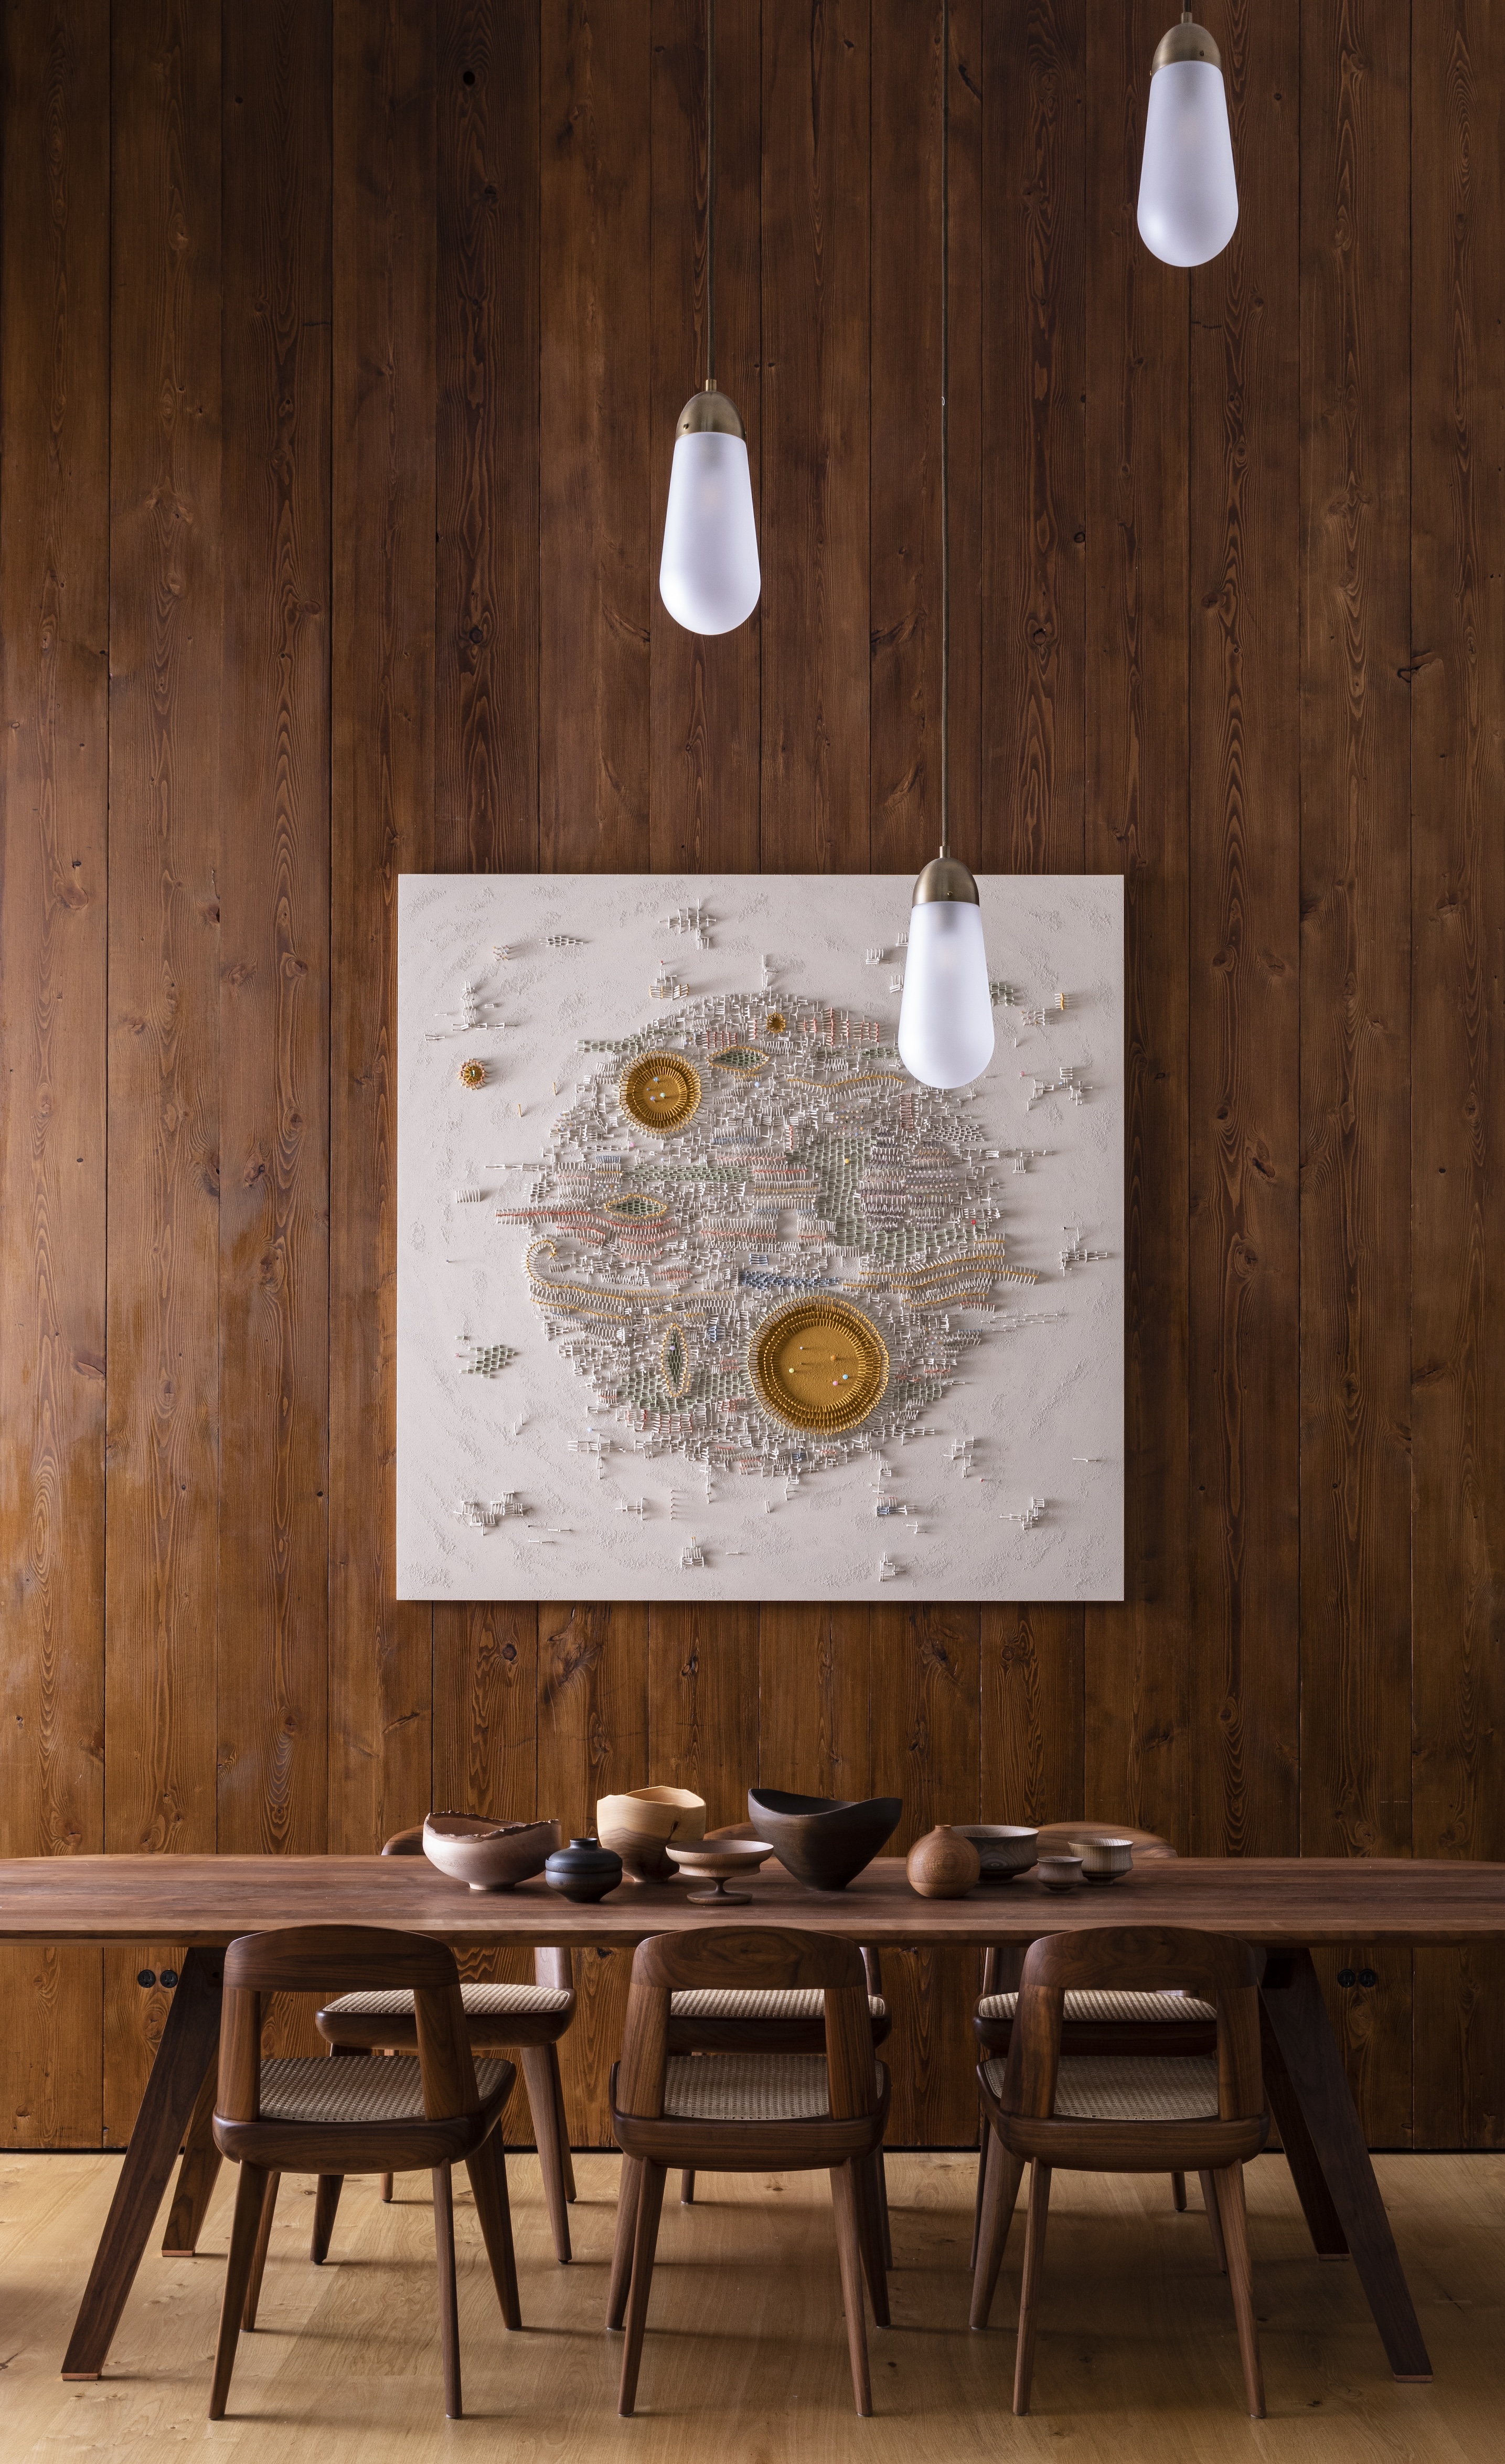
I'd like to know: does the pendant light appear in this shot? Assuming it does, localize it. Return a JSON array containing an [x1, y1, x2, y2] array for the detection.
[[659, 0, 760, 637], [897, 4, 994, 1093], [1136, 11, 1239, 268]]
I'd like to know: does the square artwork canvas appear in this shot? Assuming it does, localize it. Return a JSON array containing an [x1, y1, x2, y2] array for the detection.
[[397, 873, 1124, 1602]]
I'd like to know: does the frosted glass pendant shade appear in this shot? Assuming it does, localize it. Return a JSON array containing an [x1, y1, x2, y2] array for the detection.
[[659, 398, 761, 637], [1137, 54, 1237, 268], [898, 887, 995, 1091]]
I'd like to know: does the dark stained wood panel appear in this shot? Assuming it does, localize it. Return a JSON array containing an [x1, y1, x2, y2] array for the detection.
[[1298, 0, 1414, 2148], [1410, 0, 1505, 2148], [0, 0, 110, 2146], [1081, 0, 1190, 1846], [1186, 0, 1301, 1862], [328, 0, 436, 1854], [216, 0, 333, 1864], [3, 0, 1503, 2157]]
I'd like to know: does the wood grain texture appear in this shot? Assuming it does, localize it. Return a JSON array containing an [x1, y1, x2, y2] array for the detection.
[[1298, 0, 1413, 2147], [0, 0, 110, 2146], [1410, 0, 1505, 2147], [1081, 0, 1189, 1842], [328, 0, 435, 1857], [1186, 0, 1301, 1863], [647, 1605, 758, 1833], [217, 0, 332, 1865]]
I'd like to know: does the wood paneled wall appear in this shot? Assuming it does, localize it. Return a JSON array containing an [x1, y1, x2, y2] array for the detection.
[[1, 0, 1501, 2151]]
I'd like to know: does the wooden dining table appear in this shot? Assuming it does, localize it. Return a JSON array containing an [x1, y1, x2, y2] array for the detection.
[[5, 1849, 1500, 2388]]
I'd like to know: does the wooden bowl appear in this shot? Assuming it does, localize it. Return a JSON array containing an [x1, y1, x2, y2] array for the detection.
[[421, 1812, 559, 1892], [667, 1839, 774, 1906], [595, 1786, 707, 1882], [955, 1824, 1040, 1883], [746, 1788, 903, 1892]]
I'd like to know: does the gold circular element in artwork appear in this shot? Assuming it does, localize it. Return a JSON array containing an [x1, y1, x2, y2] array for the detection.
[[765, 1012, 787, 1035], [458, 1058, 486, 1090], [620, 1051, 702, 1134], [749, 1297, 890, 1434]]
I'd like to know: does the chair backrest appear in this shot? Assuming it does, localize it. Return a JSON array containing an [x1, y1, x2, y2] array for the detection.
[[999, 1926, 1264, 2126], [616, 1927, 878, 2123], [382, 1821, 572, 1996], [218, 1925, 480, 2127]]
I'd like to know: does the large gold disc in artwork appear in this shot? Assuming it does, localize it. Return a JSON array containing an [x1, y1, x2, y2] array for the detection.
[[750, 1297, 890, 1434], [620, 1051, 702, 1133]]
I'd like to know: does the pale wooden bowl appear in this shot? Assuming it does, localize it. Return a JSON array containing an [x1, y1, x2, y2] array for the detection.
[[596, 1785, 707, 1882], [421, 1812, 559, 1892], [667, 1839, 774, 1905]]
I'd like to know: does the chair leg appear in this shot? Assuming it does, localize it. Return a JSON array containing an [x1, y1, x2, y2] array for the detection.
[[876, 2145, 893, 2270], [380, 2173, 394, 2202], [970, 2125, 988, 2269], [1171, 2170, 1188, 2212], [310, 2173, 343, 2265], [607, 2153, 643, 2331], [829, 2162, 874, 2418], [519, 2043, 572, 2263], [852, 2154, 891, 2328], [970, 2125, 1026, 2331], [618, 2160, 667, 2417], [241, 2170, 281, 2331], [548, 2040, 577, 2201], [1199, 2168, 1229, 2273], [432, 2164, 463, 2420], [1012, 2162, 1052, 2416], [680, 2168, 696, 2204], [466, 2130, 522, 2330], [209, 2163, 269, 2419], [1214, 2164, 1266, 2419]]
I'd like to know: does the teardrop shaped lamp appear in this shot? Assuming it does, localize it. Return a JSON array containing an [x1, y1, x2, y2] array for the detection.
[[660, 385, 760, 636], [1137, 13, 1238, 269]]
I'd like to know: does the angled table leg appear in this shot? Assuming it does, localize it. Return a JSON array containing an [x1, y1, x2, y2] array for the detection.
[[160, 2058, 223, 2255], [62, 1944, 223, 2378], [1259, 1949, 1431, 2382]]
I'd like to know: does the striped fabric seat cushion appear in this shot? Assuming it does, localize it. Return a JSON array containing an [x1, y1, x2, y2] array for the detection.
[[325, 1983, 572, 2020], [669, 1988, 887, 2023], [257, 2054, 512, 2126], [661, 2053, 887, 2122], [977, 1990, 1216, 2024], [983, 2052, 1221, 2123]]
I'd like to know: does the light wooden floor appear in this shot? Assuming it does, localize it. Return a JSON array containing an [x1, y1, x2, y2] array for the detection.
[[2, 2146, 1501, 2461]]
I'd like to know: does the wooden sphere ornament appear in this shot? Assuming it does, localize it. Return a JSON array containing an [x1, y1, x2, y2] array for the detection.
[[906, 1823, 982, 1899]]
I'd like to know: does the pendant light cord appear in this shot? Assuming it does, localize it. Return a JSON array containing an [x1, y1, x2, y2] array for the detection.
[[940, 0, 950, 860], [705, 0, 717, 391]]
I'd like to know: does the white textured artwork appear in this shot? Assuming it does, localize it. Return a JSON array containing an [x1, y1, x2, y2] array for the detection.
[[397, 874, 1124, 1602]]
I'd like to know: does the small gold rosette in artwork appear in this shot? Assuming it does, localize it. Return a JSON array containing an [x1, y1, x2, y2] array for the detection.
[[619, 1051, 702, 1133], [749, 1297, 890, 1435]]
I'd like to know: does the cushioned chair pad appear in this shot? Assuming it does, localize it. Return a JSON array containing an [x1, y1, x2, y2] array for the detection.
[[983, 2051, 1221, 2122], [660, 2053, 886, 2122], [325, 1982, 571, 2020], [668, 1988, 886, 2023], [977, 1989, 1216, 2024], [257, 2053, 512, 2125]]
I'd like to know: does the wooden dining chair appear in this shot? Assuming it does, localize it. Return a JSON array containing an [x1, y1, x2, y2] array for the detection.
[[971, 1823, 1213, 2252], [972, 1924, 1269, 2418], [314, 1821, 578, 2262], [209, 1924, 521, 2423], [607, 1926, 891, 2418], [666, 1838, 892, 2248]]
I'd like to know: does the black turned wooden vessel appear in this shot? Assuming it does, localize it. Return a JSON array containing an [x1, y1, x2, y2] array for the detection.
[[746, 1789, 902, 1892]]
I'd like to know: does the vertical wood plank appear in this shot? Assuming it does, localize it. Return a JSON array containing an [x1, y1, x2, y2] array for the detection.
[[105, 0, 223, 1865], [648, 0, 761, 874], [217, 0, 333, 1865], [0, 0, 110, 2146], [647, 1604, 758, 1831], [539, 0, 651, 872], [1186, 0, 1301, 1863], [1299, 0, 1414, 2145], [760, 0, 870, 876], [1081, 0, 1190, 1844], [1411, 0, 1505, 2150], [436, 0, 538, 877], [537, 1602, 648, 2144], [759, 1604, 874, 1806], [329, 0, 436, 1852]]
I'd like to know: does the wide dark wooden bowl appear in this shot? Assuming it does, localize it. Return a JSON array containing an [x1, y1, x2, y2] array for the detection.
[[746, 1787, 903, 1892]]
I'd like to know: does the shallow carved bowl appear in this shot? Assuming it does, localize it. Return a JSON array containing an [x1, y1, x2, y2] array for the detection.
[[667, 1840, 774, 1883], [596, 1786, 707, 1882], [955, 1825, 1040, 1883], [746, 1788, 903, 1892], [422, 1812, 559, 1893]]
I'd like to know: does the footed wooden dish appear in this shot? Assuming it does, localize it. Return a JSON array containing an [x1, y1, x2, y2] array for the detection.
[[666, 1839, 774, 1905]]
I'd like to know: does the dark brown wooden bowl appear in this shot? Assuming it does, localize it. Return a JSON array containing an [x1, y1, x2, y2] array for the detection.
[[746, 1788, 902, 1891]]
